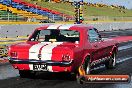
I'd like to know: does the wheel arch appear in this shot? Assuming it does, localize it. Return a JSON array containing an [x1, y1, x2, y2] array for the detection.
[[77, 53, 91, 76], [82, 53, 91, 65], [111, 46, 118, 55]]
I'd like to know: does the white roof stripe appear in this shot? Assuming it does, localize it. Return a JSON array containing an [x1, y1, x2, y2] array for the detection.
[[47, 24, 62, 29], [59, 24, 76, 29]]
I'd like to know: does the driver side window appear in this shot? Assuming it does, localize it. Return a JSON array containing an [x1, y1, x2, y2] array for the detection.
[[88, 28, 99, 42]]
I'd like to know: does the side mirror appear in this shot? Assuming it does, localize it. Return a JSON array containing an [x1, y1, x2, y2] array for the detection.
[[99, 37, 104, 42]]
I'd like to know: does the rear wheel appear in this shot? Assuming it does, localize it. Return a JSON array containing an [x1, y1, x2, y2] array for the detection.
[[77, 76, 86, 84], [19, 70, 36, 78], [76, 56, 90, 84], [105, 52, 116, 69], [82, 56, 91, 74]]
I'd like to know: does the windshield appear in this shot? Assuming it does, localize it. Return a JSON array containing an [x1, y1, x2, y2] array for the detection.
[[29, 29, 80, 43]]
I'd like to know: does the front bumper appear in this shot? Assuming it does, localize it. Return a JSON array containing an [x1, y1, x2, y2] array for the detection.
[[9, 58, 73, 67]]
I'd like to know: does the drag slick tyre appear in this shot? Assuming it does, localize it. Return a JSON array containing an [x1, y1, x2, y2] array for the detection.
[[76, 56, 90, 84], [82, 56, 91, 74], [19, 70, 36, 78], [105, 52, 116, 69], [77, 76, 86, 84]]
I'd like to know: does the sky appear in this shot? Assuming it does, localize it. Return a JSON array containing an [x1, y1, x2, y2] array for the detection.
[[74, 0, 132, 9]]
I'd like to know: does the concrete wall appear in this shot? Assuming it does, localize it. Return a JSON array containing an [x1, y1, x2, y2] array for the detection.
[[88, 22, 132, 31], [0, 24, 44, 38], [0, 22, 132, 38]]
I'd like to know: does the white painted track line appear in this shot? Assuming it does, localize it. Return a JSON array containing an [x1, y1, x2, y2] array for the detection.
[[118, 43, 132, 51]]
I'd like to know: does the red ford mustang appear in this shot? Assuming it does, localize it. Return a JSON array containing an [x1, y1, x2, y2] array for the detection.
[[8, 24, 118, 78]]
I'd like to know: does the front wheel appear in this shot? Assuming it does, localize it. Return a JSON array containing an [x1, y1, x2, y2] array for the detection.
[[105, 52, 116, 69]]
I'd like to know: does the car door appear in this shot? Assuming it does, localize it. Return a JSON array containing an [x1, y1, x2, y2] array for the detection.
[[88, 28, 104, 61], [99, 39, 114, 58], [94, 28, 113, 58]]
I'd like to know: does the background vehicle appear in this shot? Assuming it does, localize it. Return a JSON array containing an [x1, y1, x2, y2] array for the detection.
[[39, 19, 55, 23]]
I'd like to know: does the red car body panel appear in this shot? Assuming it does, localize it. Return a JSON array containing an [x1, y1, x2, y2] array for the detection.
[[8, 24, 118, 72]]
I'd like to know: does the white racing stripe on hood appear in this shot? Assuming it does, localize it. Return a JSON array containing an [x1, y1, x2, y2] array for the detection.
[[29, 42, 50, 70], [47, 24, 62, 29], [41, 42, 63, 72]]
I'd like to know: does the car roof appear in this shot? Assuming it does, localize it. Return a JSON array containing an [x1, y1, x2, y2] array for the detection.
[[36, 24, 94, 31]]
